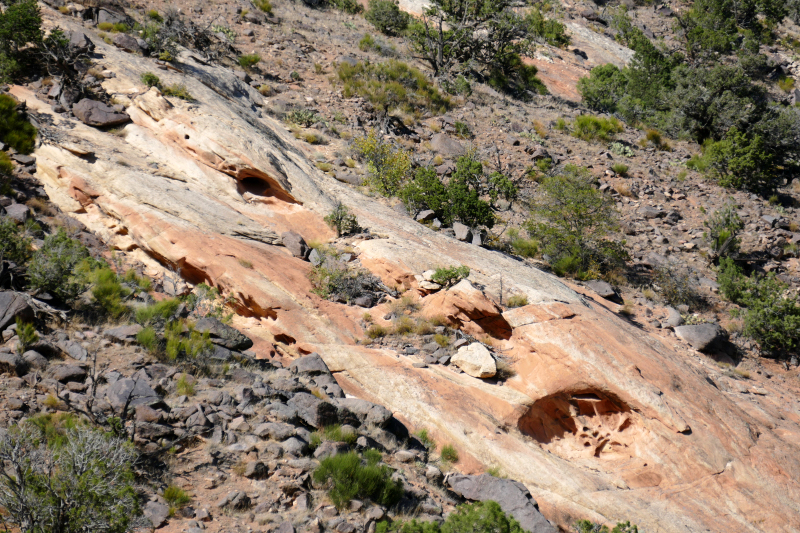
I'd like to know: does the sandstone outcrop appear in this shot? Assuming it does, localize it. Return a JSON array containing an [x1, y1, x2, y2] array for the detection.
[[14, 21, 800, 532]]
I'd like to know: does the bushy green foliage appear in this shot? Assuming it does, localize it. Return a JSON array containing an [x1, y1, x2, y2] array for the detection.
[[0, 94, 37, 153], [704, 203, 743, 258], [575, 520, 639, 533], [336, 60, 450, 118], [238, 53, 261, 70], [377, 500, 523, 533], [136, 326, 159, 353], [718, 258, 800, 354], [578, 7, 800, 194], [89, 267, 131, 319], [0, 217, 32, 263], [164, 320, 212, 361], [0, 0, 42, 82], [654, 263, 699, 308], [609, 142, 634, 158], [365, 0, 410, 35], [525, 7, 570, 47], [135, 298, 181, 325], [525, 165, 627, 277], [440, 443, 459, 462], [141, 71, 161, 87], [286, 108, 322, 127], [313, 451, 404, 509], [358, 34, 397, 56], [163, 485, 191, 514], [353, 130, 411, 196], [28, 229, 92, 301], [254, 0, 273, 14], [408, 0, 547, 98], [431, 265, 469, 287], [161, 83, 193, 100], [15, 318, 38, 354], [0, 422, 140, 533], [447, 154, 495, 228], [324, 203, 361, 236], [507, 228, 538, 258], [311, 424, 358, 447], [573, 115, 623, 143], [329, 0, 364, 14]]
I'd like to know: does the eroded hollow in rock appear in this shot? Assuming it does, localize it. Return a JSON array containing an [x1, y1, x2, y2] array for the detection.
[[518, 390, 642, 460], [234, 169, 299, 204]]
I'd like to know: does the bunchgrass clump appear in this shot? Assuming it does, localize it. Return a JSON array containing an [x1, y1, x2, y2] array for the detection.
[[313, 451, 403, 510]]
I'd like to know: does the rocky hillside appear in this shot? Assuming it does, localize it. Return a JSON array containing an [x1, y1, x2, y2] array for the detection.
[[3, 0, 800, 531]]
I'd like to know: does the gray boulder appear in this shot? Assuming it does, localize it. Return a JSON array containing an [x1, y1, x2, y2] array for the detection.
[[674, 324, 726, 351], [254, 422, 295, 440], [0, 292, 34, 331], [57, 339, 88, 361], [0, 353, 26, 376], [584, 280, 616, 299], [49, 364, 87, 383], [69, 31, 95, 53], [113, 32, 145, 54], [638, 206, 665, 219], [22, 350, 47, 370], [446, 474, 557, 533], [144, 501, 170, 528], [430, 133, 465, 157], [287, 392, 338, 428], [104, 324, 142, 343], [453, 222, 472, 242], [281, 231, 311, 260], [664, 306, 683, 328], [334, 398, 392, 428], [289, 353, 330, 375], [194, 317, 253, 350], [106, 376, 161, 409], [72, 99, 131, 128], [4, 204, 30, 223]]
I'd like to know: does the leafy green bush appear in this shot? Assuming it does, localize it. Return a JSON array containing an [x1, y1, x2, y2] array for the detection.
[[254, 0, 272, 13], [575, 520, 639, 533], [147, 9, 163, 21], [135, 298, 181, 325], [611, 163, 629, 175], [324, 203, 361, 237], [28, 229, 92, 301], [0, 94, 37, 153], [377, 500, 521, 533], [163, 485, 191, 515], [0, 422, 140, 533], [0, 0, 42, 82], [506, 294, 528, 308], [447, 154, 495, 228], [508, 229, 538, 258], [704, 203, 743, 258], [164, 320, 212, 361], [353, 130, 411, 196], [89, 267, 131, 318], [525, 165, 627, 277], [286, 108, 322, 127], [141, 71, 160, 87], [176, 373, 195, 396], [0, 217, 32, 263], [329, 0, 364, 14], [525, 7, 570, 47], [654, 263, 699, 308], [358, 34, 398, 56], [336, 60, 450, 118], [311, 424, 358, 446], [313, 451, 403, 510], [238, 53, 261, 70], [161, 83, 193, 100], [136, 326, 159, 353], [609, 142, 634, 158], [431, 265, 469, 287], [365, 0, 410, 35], [440, 443, 459, 462], [15, 318, 38, 354], [718, 258, 800, 354], [573, 115, 623, 143]]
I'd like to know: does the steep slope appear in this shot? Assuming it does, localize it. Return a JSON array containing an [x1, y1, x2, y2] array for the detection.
[[15, 16, 800, 533]]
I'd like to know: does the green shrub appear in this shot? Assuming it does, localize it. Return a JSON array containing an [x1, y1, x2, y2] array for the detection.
[[414, 428, 436, 450], [440, 444, 459, 462], [575, 520, 639, 533], [365, 0, 410, 35], [324, 203, 361, 236], [163, 485, 191, 515], [778, 77, 796, 93], [525, 7, 570, 47], [353, 130, 411, 196], [378, 500, 524, 533], [164, 320, 212, 361], [336, 60, 450, 118], [0, 216, 32, 263], [526, 165, 627, 277], [313, 424, 358, 446], [238, 53, 261, 70], [313, 451, 404, 509], [140, 71, 160, 87], [89, 267, 131, 318], [15, 318, 38, 354], [506, 294, 528, 308], [286, 108, 322, 127], [329, 0, 364, 14], [443, 75, 472, 96], [176, 373, 195, 396], [135, 298, 181, 325], [0, 423, 140, 533], [611, 163, 629, 175], [0, 94, 37, 153], [254, 0, 272, 13], [718, 258, 800, 354], [431, 265, 469, 287], [0, 0, 42, 83], [97, 22, 114, 31], [147, 9, 163, 21], [573, 115, 623, 143], [161, 84, 193, 100], [453, 121, 471, 139], [136, 326, 159, 353], [309, 248, 383, 303], [366, 324, 389, 338], [509, 233, 538, 258], [28, 229, 92, 301], [704, 203, 743, 258], [447, 153, 495, 228]]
